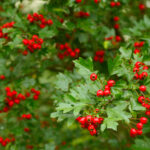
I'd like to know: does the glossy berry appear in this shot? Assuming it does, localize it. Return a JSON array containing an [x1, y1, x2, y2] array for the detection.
[[139, 85, 146, 92], [136, 123, 143, 130], [137, 130, 143, 135], [76, 0, 82, 3], [107, 80, 115, 87], [88, 125, 95, 131], [97, 90, 104, 97], [90, 73, 97, 81], [86, 115, 93, 123], [140, 117, 148, 124], [138, 96, 145, 103], [104, 90, 111, 96], [130, 128, 137, 137]]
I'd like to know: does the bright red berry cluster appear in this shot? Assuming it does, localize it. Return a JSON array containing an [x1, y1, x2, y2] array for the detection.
[[22, 35, 43, 55], [31, 88, 40, 100], [0, 137, 15, 147], [110, 1, 121, 7], [21, 114, 32, 120], [133, 61, 148, 80], [130, 117, 148, 137], [105, 35, 122, 43], [0, 21, 15, 39], [97, 80, 115, 97], [113, 16, 120, 30], [57, 43, 80, 60], [76, 115, 104, 136], [0, 87, 40, 113], [134, 41, 145, 54], [76, 11, 90, 18], [94, 50, 105, 63], [27, 13, 53, 29]]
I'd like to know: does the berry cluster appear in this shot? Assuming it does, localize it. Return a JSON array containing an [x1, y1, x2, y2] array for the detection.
[[113, 16, 120, 30], [130, 117, 148, 137], [133, 61, 148, 80], [76, 11, 90, 18], [134, 41, 145, 54], [27, 13, 53, 29], [0, 87, 40, 113], [57, 43, 80, 60], [105, 35, 122, 43], [31, 88, 40, 100], [0, 21, 15, 39], [76, 115, 104, 136], [0, 137, 15, 147], [97, 80, 115, 97], [21, 114, 32, 120], [93, 50, 105, 63], [22, 35, 43, 55], [75, 0, 101, 4], [110, 1, 121, 7]]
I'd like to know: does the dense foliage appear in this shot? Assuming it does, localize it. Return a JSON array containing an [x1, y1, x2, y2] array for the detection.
[[0, 0, 150, 149]]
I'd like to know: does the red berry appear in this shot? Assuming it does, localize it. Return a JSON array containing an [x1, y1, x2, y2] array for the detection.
[[137, 130, 143, 135], [88, 125, 95, 131], [78, 117, 86, 124], [26, 114, 32, 120], [90, 73, 97, 81], [134, 49, 140, 54], [138, 96, 145, 103], [141, 72, 148, 78], [114, 24, 120, 29], [76, 0, 82, 3], [47, 19, 53, 25], [139, 4, 146, 11], [104, 90, 111, 96], [93, 117, 101, 124], [113, 16, 120, 22], [115, 36, 121, 42], [143, 66, 148, 70], [0, 137, 3, 143], [107, 80, 115, 87], [136, 123, 143, 129], [33, 95, 38, 100], [140, 117, 148, 124], [0, 75, 5, 80], [24, 128, 30, 132], [130, 128, 137, 137], [86, 115, 93, 123], [97, 90, 104, 97], [145, 110, 150, 117], [139, 85, 146, 92], [110, 1, 116, 7]]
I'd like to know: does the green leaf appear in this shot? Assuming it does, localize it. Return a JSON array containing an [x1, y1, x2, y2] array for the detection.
[[74, 57, 93, 79], [119, 47, 132, 59], [55, 73, 72, 92]]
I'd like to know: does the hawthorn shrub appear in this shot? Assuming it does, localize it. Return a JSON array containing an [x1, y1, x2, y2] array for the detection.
[[0, 0, 150, 150]]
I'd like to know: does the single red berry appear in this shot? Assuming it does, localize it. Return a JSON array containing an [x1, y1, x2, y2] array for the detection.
[[76, 0, 82, 3], [47, 19, 53, 25], [110, 1, 116, 7], [0, 137, 3, 143], [136, 123, 143, 130], [0, 75, 5, 80], [107, 80, 115, 87], [114, 24, 120, 29], [115, 36, 121, 42], [104, 90, 111, 96], [90, 73, 97, 81], [86, 115, 93, 123], [24, 127, 30, 132], [97, 90, 104, 97], [116, 2, 120, 6], [22, 50, 28, 56], [113, 16, 120, 22], [93, 117, 101, 124], [78, 117, 86, 124], [130, 128, 137, 137], [33, 95, 39, 100], [140, 117, 148, 124], [137, 130, 143, 135], [88, 125, 95, 131], [139, 4, 146, 11], [134, 49, 140, 54], [145, 110, 150, 117], [138, 96, 145, 103], [141, 72, 148, 78], [143, 66, 148, 70], [26, 114, 32, 120], [139, 85, 146, 92]]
